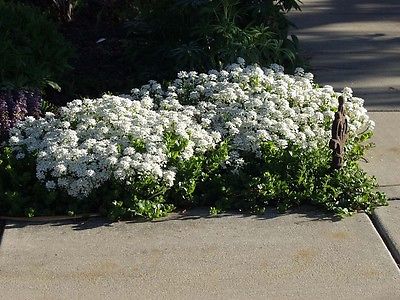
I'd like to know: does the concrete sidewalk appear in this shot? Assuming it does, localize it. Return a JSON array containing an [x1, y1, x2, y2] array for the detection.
[[0, 209, 399, 299], [289, 0, 400, 269], [361, 112, 400, 265], [2, 111, 400, 299], [1, 113, 399, 299], [361, 112, 400, 198], [289, 0, 400, 110]]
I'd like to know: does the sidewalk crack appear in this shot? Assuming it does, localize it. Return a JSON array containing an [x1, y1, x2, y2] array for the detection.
[[368, 214, 400, 270], [378, 183, 400, 187]]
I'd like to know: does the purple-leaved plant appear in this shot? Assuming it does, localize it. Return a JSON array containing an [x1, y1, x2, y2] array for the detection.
[[0, 89, 42, 143]]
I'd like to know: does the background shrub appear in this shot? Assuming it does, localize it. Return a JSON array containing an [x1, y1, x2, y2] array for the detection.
[[22, 0, 140, 104], [18, 0, 86, 23], [126, 0, 303, 83], [13, 0, 303, 102], [0, 1, 73, 91]]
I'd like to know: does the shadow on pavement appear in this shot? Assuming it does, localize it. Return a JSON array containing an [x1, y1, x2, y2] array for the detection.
[[149, 205, 340, 223], [289, 0, 400, 109], [4, 217, 113, 231], [2, 205, 339, 232], [291, 0, 400, 30]]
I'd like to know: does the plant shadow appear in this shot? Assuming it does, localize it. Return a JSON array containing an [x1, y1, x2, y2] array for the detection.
[[3, 217, 113, 232], [150, 205, 341, 223], [289, 0, 400, 109], [0, 205, 341, 235]]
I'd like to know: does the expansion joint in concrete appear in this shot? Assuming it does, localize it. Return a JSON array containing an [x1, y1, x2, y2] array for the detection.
[[369, 214, 400, 270]]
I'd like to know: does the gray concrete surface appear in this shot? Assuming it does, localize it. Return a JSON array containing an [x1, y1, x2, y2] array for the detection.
[[289, 0, 400, 110], [356, 112, 400, 270], [361, 112, 400, 198], [1, 209, 399, 299], [372, 200, 400, 264], [361, 112, 400, 267]]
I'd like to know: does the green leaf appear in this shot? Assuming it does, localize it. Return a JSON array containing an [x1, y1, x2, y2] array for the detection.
[[46, 80, 61, 92]]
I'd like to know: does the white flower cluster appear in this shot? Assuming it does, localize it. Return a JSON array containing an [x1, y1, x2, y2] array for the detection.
[[8, 60, 374, 198], [9, 95, 221, 198], [132, 59, 374, 164]]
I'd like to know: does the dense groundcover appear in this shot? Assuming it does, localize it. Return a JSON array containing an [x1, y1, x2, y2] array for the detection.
[[0, 61, 386, 220]]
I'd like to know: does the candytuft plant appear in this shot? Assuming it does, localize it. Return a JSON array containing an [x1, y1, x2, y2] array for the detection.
[[0, 60, 386, 219]]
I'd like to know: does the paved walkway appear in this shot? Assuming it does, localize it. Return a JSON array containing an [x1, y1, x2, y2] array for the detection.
[[289, 0, 400, 110], [0, 209, 399, 299], [361, 112, 400, 264], [361, 112, 400, 198], [1, 114, 400, 298], [290, 1, 400, 268]]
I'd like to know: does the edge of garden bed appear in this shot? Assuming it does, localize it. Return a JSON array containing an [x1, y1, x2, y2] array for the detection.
[[0, 213, 101, 222]]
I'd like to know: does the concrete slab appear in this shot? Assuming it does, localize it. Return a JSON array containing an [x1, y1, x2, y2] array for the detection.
[[372, 200, 400, 264], [291, 0, 400, 16], [289, 0, 400, 110], [0, 209, 399, 299], [361, 112, 400, 198]]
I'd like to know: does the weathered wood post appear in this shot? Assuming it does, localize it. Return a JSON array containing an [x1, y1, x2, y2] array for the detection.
[[329, 96, 348, 170]]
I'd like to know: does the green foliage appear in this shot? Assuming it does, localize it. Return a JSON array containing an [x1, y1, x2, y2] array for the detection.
[[90, 177, 174, 221], [311, 130, 386, 217], [0, 131, 229, 220], [168, 139, 229, 207], [10, 1, 303, 101], [255, 142, 329, 211], [0, 146, 74, 217], [0, 130, 387, 220], [313, 160, 386, 217], [0, 1, 73, 91], [207, 136, 387, 218], [209, 206, 223, 215], [40, 100, 60, 115]]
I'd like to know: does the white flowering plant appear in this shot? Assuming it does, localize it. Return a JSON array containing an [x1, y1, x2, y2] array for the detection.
[[1, 94, 227, 219], [0, 60, 386, 219]]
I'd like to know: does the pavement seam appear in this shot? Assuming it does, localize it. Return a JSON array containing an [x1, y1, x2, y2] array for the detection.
[[367, 109, 400, 112], [379, 184, 400, 187], [368, 213, 400, 270]]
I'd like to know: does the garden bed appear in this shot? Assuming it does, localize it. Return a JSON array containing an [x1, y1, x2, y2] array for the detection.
[[0, 61, 386, 220]]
